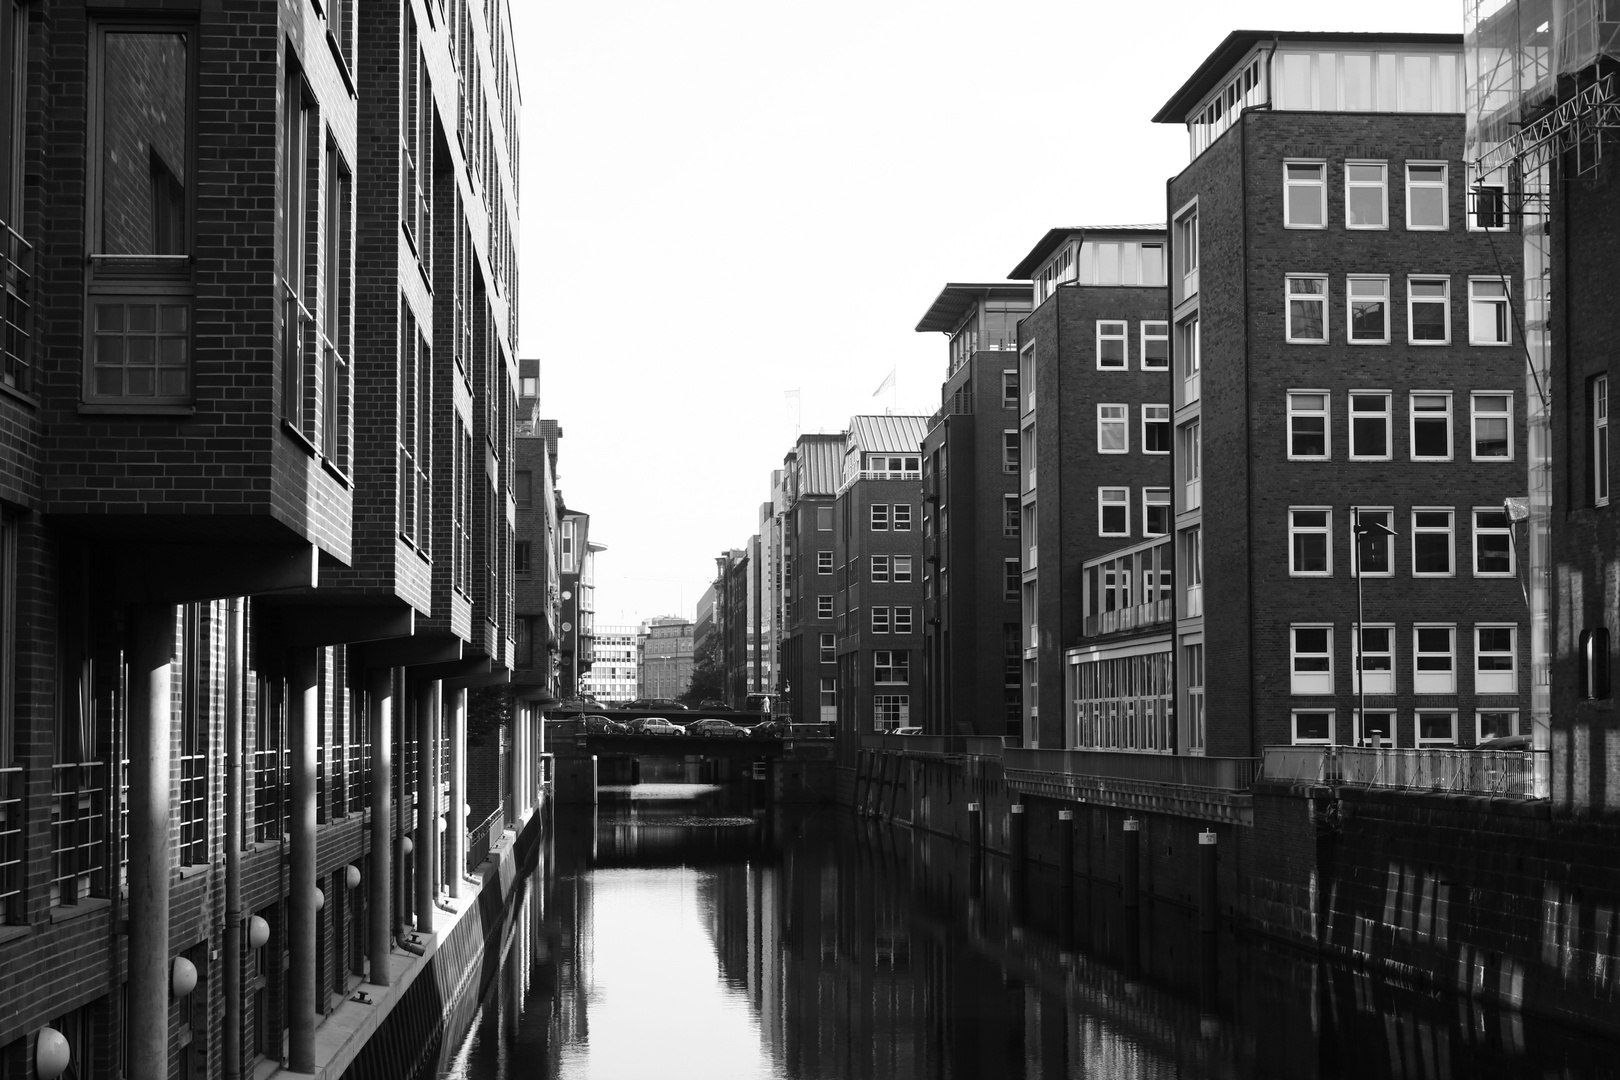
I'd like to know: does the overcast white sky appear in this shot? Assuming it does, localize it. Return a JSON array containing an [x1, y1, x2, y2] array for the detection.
[[512, 0, 1461, 628]]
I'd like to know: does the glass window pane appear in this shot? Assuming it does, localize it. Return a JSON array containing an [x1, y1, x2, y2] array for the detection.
[[101, 32, 190, 256]]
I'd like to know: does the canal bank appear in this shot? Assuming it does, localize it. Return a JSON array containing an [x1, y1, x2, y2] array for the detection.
[[844, 737, 1620, 1041]]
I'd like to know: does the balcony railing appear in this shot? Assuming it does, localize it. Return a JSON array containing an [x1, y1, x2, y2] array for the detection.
[[1005, 747, 1258, 791], [1083, 599, 1174, 637], [253, 747, 283, 843], [52, 762, 109, 904], [467, 807, 504, 873], [2, 220, 34, 392], [1260, 745, 1548, 799], [0, 765, 23, 922]]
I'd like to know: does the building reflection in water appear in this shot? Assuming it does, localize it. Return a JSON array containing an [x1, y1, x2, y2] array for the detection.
[[436, 789, 1619, 1080]]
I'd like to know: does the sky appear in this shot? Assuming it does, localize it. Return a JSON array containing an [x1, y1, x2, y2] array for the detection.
[[512, 0, 1462, 628]]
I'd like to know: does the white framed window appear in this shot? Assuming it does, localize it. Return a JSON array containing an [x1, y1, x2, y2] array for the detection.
[[1416, 709, 1458, 747], [1000, 370, 1018, 409], [1002, 430, 1019, 473], [1286, 275, 1328, 343], [1349, 391, 1391, 459], [1469, 278, 1511, 345], [1098, 487, 1129, 537], [1287, 391, 1329, 459], [1290, 625, 1334, 694], [1180, 420, 1202, 511], [817, 595, 833, 619], [1022, 421, 1037, 491], [1345, 161, 1388, 229], [1470, 392, 1513, 460], [1414, 624, 1456, 693], [870, 554, 889, 582], [1596, 374, 1611, 506], [893, 555, 913, 583], [893, 606, 913, 634], [1097, 404, 1128, 453], [1475, 624, 1517, 693], [870, 504, 889, 531], [1405, 162, 1448, 229], [1412, 508, 1454, 576], [1291, 710, 1335, 746], [1284, 160, 1327, 228], [1353, 710, 1397, 747], [1352, 623, 1395, 695], [1473, 508, 1513, 576], [1347, 275, 1390, 343], [1141, 321, 1169, 370], [1096, 320, 1128, 369], [1143, 488, 1170, 537], [874, 651, 908, 684], [817, 550, 833, 575], [819, 632, 835, 663], [871, 606, 890, 634], [1175, 206, 1199, 298], [1003, 558, 1020, 601], [1407, 276, 1450, 343], [1178, 315, 1201, 402], [1142, 404, 1170, 454], [1351, 507, 1394, 577], [893, 504, 912, 531], [1409, 392, 1452, 461], [873, 694, 910, 730], [1289, 507, 1332, 576], [1476, 708, 1518, 742], [1003, 494, 1020, 537], [1019, 344, 1036, 415], [819, 677, 837, 714], [817, 506, 833, 531], [1469, 181, 1508, 231]]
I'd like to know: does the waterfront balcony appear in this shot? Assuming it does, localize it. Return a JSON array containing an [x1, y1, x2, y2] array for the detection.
[[1082, 536, 1172, 637], [1003, 746, 1257, 824], [1260, 745, 1548, 799]]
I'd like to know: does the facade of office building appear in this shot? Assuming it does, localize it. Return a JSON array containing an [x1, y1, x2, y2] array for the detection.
[[580, 626, 637, 704], [637, 616, 695, 700], [777, 434, 844, 725]]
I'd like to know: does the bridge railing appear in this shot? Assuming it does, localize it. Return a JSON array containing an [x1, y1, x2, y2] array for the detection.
[[1005, 747, 1259, 791], [1260, 745, 1546, 799]]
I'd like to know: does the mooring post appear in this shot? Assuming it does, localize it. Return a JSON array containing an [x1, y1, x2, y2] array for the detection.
[[1199, 830, 1218, 935], [1058, 809, 1076, 948]]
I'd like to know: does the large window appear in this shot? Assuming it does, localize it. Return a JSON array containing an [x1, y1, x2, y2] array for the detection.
[[1290, 625, 1333, 694], [1412, 508, 1454, 576], [87, 23, 196, 406], [1098, 487, 1129, 537], [1349, 391, 1391, 459], [1347, 275, 1389, 343], [1143, 488, 1170, 537], [869, 554, 888, 582], [1288, 391, 1329, 459], [1406, 163, 1448, 229], [1141, 321, 1169, 370], [1473, 508, 1513, 576], [1286, 276, 1328, 343], [1351, 508, 1393, 576], [819, 633, 835, 663], [893, 555, 912, 583], [1289, 508, 1331, 575], [1345, 161, 1387, 229], [874, 651, 909, 684], [1475, 624, 1517, 693], [1469, 278, 1511, 345], [1143, 404, 1170, 454], [1002, 430, 1019, 473], [1096, 321, 1127, 369], [1471, 393, 1513, 459], [1597, 374, 1611, 506], [1284, 161, 1327, 227], [1407, 277, 1450, 343], [1097, 404, 1128, 453], [873, 695, 909, 730], [1410, 392, 1452, 460], [1352, 624, 1395, 694], [1414, 624, 1457, 693], [817, 550, 832, 575]]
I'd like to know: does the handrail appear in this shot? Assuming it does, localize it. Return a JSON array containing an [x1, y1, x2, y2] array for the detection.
[[0, 765, 24, 921], [2, 220, 34, 391], [50, 761, 108, 903], [1260, 744, 1547, 799], [1005, 746, 1258, 791], [466, 807, 504, 873]]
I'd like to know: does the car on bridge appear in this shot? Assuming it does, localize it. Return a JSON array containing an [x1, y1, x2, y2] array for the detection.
[[581, 715, 628, 735], [627, 717, 685, 736], [687, 718, 749, 737]]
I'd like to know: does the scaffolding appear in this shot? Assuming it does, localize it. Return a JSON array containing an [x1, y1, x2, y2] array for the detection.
[[1465, 0, 1620, 799]]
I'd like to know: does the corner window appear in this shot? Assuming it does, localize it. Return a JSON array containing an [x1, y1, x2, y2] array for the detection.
[[1142, 404, 1170, 454], [1287, 391, 1329, 459], [1349, 391, 1391, 459], [1474, 624, 1517, 693], [1472, 508, 1513, 576], [1096, 321, 1128, 369], [1470, 393, 1513, 460], [1414, 625, 1457, 693], [1469, 278, 1511, 345], [1347, 276, 1390, 343], [1409, 392, 1452, 461], [1141, 321, 1169, 370], [1098, 487, 1129, 537], [1097, 404, 1128, 453], [1290, 625, 1333, 694], [1286, 276, 1328, 343], [1407, 277, 1450, 343], [1406, 162, 1448, 229], [1284, 161, 1327, 228], [1289, 508, 1332, 576], [1143, 488, 1170, 537], [1345, 161, 1387, 229], [87, 24, 197, 406], [1291, 710, 1334, 746], [1412, 508, 1454, 576]]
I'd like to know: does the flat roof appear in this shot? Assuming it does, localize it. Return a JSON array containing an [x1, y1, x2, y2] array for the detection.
[[1152, 30, 1463, 124], [914, 283, 1032, 334], [1006, 225, 1166, 282]]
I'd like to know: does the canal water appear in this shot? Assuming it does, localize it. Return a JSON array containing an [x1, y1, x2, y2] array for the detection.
[[435, 783, 1618, 1080]]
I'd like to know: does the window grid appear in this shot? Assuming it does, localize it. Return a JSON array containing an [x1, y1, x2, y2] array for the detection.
[[871, 606, 890, 634], [1286, 275, 1328, 343], [817, 550, 832, 575], [894, 607, 913, 634], [1096, 321, 1128, 369], [1345, 161, 1388, 229], [1284, 161, 1327, 228], [893, 504, 912, 531], [1099, 487, 1129, 537], [1471, 392, 1513, 460], [1289, 508, 1332, 576], [870, 504, 889, 531], [1347, 275, 1390, 343], [893, 556, 913, 583], [817, 595, 832, 620], [1098, 404, 1128, 454], [1407, 276, 1450, 343], [1349, 392, 1391, 460], [870, 555, 889, 583]]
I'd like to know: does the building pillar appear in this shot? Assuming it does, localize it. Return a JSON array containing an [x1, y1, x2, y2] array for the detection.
[[287, 648, 318, 1072], [447, 687, 467, 898], [507, 704, 523, 822], [367, 667, 393, 985], [1057, 809, 1075, 949], [127, 604, 174, 1080], [415, 679, 439, 933]]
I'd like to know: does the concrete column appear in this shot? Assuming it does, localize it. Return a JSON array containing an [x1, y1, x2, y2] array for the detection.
[[447, 687, 467, 898], [415, 679, 439, 933], [1008, 802, 1027, 873], [506, 706, 523, 821], [1199, 830, 1218, 934], [223, 601, 245, 1080], [1057, 809, 1075, 950], [1122, 817, 1142, 981], [127, 604, 174, 1080], [287, 649, 319, 1072], [367, 667, 393, 985]]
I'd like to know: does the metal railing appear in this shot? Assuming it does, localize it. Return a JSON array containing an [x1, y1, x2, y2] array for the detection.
[[2, 221, 33, 392], [466, 807, 504, 874], [252, 747, 283, 842], [347, 739, 368, 816], [51, 762, 109, 903], [1005, 747, 1259, 791], [1260, 745, 1547, 798], [0, 765, 23, 921], [1083, 599, 1174, 637], [178, 752, 207, 865]]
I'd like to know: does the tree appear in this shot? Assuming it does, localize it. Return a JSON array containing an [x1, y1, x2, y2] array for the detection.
[[681, 632, 725, 705]]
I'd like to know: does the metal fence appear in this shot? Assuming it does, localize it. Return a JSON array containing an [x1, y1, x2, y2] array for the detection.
[[51, 762, 109, 903], [466, 807, 504, 874], [1005, 747, 1259, 791], [0, 765, 23, 922], [1261, 745, 1546, 798]]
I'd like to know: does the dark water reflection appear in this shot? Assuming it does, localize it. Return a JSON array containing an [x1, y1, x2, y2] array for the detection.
[[438, 785, 1619, 1079]]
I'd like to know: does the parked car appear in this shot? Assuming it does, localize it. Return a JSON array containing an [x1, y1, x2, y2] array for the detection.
[[582, 714, 628, 735], [696, 699, 733, 712], [893, 726, 922, 736], [1475, 734, 1530, 751], [638, 717, 685, 736], [688, 718, 748, 737], [747, 719, 782, 739]]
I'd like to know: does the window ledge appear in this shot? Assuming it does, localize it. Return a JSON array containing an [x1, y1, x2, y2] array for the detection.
[[327, 31, 356, 98], [0, 922, 30, 944], [0, 382, 39, 409], [49, 896, 112, 924], [282, 419, 318, 456], [78, 403, 196, 417], [177, 863, 210, 880], [320, 455, 352, 488]]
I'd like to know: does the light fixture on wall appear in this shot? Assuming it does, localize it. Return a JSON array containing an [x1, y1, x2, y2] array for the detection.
[[401, 835, 414, 856], [36, 1027, 69, 1080], [312, 887, 325, 911], [346, 863, 361, 889], [172, 956, 198, 999], [247, 915, 270, 950]]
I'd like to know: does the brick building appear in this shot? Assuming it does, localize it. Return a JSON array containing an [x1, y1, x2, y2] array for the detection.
[[777, 433, 844, 725], [558, 509, 599, 700], [512, 390, 562, 708], [914, 283, 1030, 737], [0, 2, 540, 1078], [834, 416, 930, 760], [1007, 228, 1171, 749], [1156, 31, 1527, 756], [636, 616, 695, 700]]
